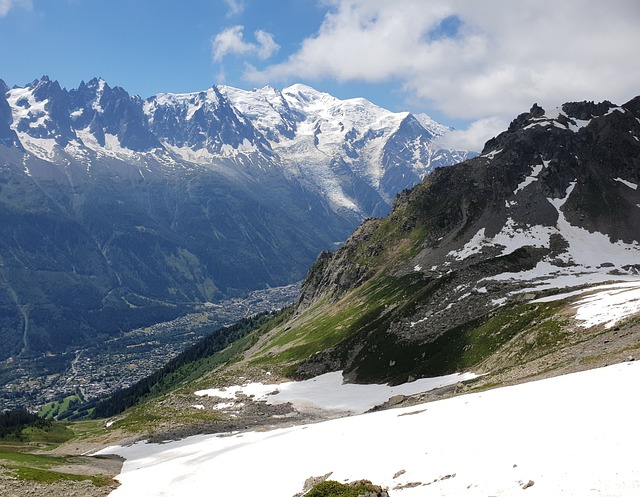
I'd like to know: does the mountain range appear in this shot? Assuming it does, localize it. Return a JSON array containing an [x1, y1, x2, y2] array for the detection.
[[88, 95, 640, 430], [3, 90, 640, 496], [0, 76, 472, 399]]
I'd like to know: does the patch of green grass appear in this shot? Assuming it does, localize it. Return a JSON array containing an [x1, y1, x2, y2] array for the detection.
[[349, 214, 427, 267], [251, 271, 447, 371], [0, 449, 73, 467], [341, 299, 569, 385], [7, 465, 113, 486], [306, 480, 383, 497], [19, 423, 75, 445], [64, 419, 108, 440], [435, 301, 564, 365], [253, 302, 375, 363], [39, 394, 84, 420]]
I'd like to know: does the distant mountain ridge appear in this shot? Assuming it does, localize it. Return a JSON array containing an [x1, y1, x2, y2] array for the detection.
[[3, 76, 473, 219], [0, 75, 471, 369]]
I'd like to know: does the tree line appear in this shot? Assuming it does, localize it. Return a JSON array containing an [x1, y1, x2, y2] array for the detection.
[[0, 409, 52, 439], [91, 310, 282, 419]]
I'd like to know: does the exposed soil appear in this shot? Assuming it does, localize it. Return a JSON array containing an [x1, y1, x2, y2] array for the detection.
[[0, 477, 116, 497]]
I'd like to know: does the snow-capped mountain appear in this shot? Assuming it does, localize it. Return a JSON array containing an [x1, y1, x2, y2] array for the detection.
[[220, 83, 471, 216], [284, 96, 640, 384], [0, 75, 471, 367], [144, 86, 272, 160], [2, 76, 473, 219]]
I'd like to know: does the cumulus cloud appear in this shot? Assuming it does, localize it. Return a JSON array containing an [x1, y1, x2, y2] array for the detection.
[[245, 0, 640, 150], [212, 25, 279, 62], [0, 0, 32, 17]]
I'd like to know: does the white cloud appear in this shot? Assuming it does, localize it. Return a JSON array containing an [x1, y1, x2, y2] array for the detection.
[[245, 0, 640, 150], [0, 0, 32, 17], [223, 0, 245, 17], [436, 116, 507, 152], [254, 30, 279, 60], [212, 25, 279, 62]]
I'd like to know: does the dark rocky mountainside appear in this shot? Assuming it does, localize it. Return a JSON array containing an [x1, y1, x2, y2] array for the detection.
[[246, 96, 640, 384]]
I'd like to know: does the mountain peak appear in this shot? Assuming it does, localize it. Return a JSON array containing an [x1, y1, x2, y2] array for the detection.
[[562, 99, 615, 120], [3, 75, 472, 212], [282, 83, 337, 108], [85, 76, 107, 91], [283, 82, 326, 96]]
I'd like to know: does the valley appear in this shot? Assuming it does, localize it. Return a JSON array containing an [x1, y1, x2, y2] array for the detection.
[[2, 2, 638, 496], [0, 284, 299, 412]]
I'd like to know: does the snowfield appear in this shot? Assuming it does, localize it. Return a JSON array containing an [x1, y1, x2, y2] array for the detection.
[[98, 361, 640, 497], [447, 178, 640, 299], [194, 370, 478, 415]]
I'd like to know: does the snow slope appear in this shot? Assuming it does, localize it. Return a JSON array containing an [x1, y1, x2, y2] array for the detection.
[[219, 83, 471, 212], [99, 361, 640, 497], [447, 177, 640, 297], [194, 370, 478, 415]]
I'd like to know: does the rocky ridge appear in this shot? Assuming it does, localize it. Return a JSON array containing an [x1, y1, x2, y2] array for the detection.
[[248, 96, 640, 384]]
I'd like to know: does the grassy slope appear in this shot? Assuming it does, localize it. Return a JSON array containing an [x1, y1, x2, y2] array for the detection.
[[0, 420, 117, 488]]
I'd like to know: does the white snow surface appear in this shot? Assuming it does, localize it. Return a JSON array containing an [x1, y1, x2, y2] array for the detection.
[[533, 280, 640, 329], [195, 370, 477, 415], [614, 177, 638, 190], [513, 162, 545, 194], [451, 181, 640, 294], [6, 86, 60, 160], [480, 148, 502, 159], [98, 361, 640, 497], [144, 87, 223, 123], [571, 281, 640, 328], [414, 112, 450, 137], [218, 83, 454, 210]]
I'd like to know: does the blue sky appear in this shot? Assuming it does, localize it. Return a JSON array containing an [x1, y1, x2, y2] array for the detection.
[[2, 0, 640, 150], [0, 1, 380, 103]]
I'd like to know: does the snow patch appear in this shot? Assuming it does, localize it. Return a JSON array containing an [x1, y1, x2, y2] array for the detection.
[[480, 148, 502, 159], [614, 177, 638, 190], [572, 281, 640, 329], [99, 362, 640, 497], [513, 163, 544, 194], [16, 136, 58, 160], [448, 228, 487, 261], [482, 182, 640, 292], [195, 371, 477, 415], [449, 217, 553, 263]]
